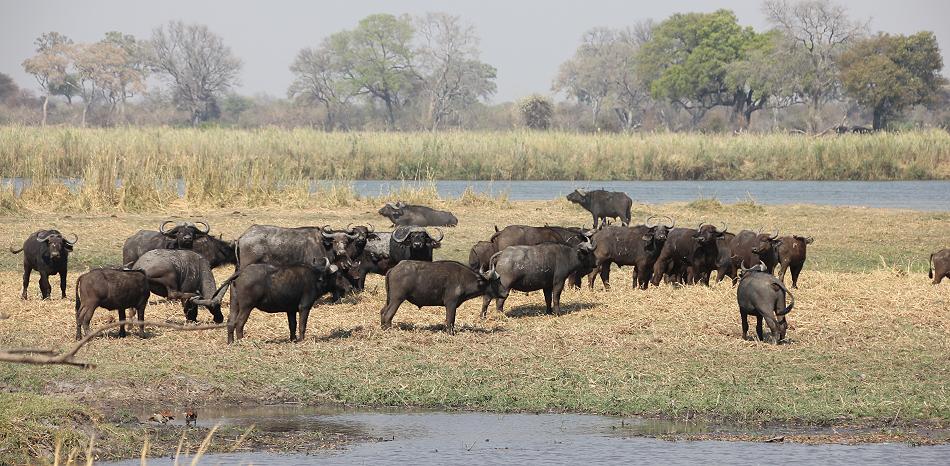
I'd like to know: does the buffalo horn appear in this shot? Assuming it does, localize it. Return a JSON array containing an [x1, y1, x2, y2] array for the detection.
[[65, 233, 78, 245], [645, 216, 658, 228], [366, 223, 375, 233], [35, 231, 53, 242], [159, 220, 177, 235], [195, 221, 210, 234], [392, 228, 410, 243], [346, 223, 355, 233], [664, 216, 675, 228], [431, 228, 444, 242], [719, 222, 728, 234], [769, 230, 779, 240]]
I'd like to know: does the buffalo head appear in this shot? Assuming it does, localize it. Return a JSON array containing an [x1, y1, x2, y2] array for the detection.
[[159, 220, 209, 249], [693, 222, 726, 244], [393, 226, 443, 251], [752, 230, 782, 256], [36, 230, 77, 260], [321, 225, 360, 266], [378, 203, 403, 223], [643, 215, 675, 244], [566, 189, 588, 206]]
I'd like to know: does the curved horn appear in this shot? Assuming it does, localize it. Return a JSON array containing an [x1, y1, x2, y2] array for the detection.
[[35, 231, 52, 242], [346, 223, 356, 233], [195, 221, 210, 234], [159, 220, 176, 234], [697, 222, 708, 231], [366, 223, 375, 233], [65, 233, 78, 245], [769, 230, 779, 240], [323, 257, 330, 269], [664, 216, 675, 229], [431, 228, 444, 242], [645, 216, 658, 228], [392, 227, 410, 243], [719, 222, 728, 234]]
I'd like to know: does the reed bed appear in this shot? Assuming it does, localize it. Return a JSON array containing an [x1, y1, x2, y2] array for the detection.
[[0, 202, 947, 462], [0, 126, 948, 212]]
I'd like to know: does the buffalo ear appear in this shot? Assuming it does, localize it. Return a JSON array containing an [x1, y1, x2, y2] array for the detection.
[[805, 237, 814, 244]]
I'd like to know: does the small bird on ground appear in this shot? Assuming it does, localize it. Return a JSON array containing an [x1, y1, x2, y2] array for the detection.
[[184, 408, 197, 427], [147, 409, 175, 424]]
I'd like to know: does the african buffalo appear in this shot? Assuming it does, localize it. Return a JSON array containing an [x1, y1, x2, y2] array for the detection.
[[930, 249, 950, 285], [714, 232, 741, 285], [378, 201, 458, 227], [483, 239, 595, 317], [776, 235, 814, 289], [566, 189, 633, 228], [352, 231, 394, 290], [586, 216, 674, 290], [731, 230, 781, 274], [380, 260, 501, 335], [122, 220, 211, 265], [10, 230, 77, 300], [490, 224, 596, 288], [651, 223, 727, 286], [468, 241, 498, 273], [221, 258, 339, 343], [390, 226, 443, 263], [737, 262, 795, 344], [190, 235, 237, 269], [75, 267, 150, 339], [132, 249, 225, 323]]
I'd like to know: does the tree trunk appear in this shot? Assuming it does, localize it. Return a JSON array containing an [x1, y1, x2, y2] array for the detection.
[[809, 94, 821, 133], [41, 94, 49, 126], [872, 107, 883, 131], [80, 104, 88, 127], [591, 100, 600, 128], [384, 95, 397, 131]]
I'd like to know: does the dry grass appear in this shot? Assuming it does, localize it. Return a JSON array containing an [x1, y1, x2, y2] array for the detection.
[[0, 201, 948, 461]]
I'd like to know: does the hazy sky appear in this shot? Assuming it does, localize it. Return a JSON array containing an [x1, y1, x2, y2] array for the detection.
[[3, 0, 948, 102]]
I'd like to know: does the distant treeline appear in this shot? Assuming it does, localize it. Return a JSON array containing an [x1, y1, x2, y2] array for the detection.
[[1, 0, 947, 133]]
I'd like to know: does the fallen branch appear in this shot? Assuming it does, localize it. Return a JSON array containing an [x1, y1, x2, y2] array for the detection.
[[0, 321, 226, 369]]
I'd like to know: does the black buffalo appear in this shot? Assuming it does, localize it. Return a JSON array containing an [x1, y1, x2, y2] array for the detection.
[[380, 260, 501, 335], [483, 239, 595, 317], [776, 235, 813, 289], [468, 240, 498, 273], [930, 248, 950, 285], [75, 267, 150, 339], [10, 229, 77, 299], [714, 232, 741, 284], [220, 258, 339, 343], [122, 220, 211, 265], [586, 216, 674, 290], [190, 235, 238, 269], [132, 249, 224, 323], [736, 262, 794, 344], [566, 189, 633, 228], [389, 226, 444, 263], [490, 224, 595, 288], [378, 201, 458, 227], [351, 231, 394, 290], [730, 230, 781, 274], [651, 223, 727, 286]]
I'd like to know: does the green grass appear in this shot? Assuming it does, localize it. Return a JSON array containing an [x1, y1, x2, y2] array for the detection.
[[0, 126, 948, 212]]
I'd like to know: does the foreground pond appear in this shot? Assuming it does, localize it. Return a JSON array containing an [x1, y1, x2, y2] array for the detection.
[[105, 405, 950, 465]]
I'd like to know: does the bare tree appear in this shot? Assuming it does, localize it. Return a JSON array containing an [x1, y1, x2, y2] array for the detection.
[[147, 21, 242, 125], [612, 23, 654, 131], [764, 0, 867, 132], [21, 32, 73, 126], [553, 28, 616, 127], [289, 43, 357, 130], [414, 12, 496, 130]]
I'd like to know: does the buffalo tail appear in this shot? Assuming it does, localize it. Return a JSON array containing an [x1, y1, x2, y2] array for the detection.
[[930, 253, 935, 279], [8, 246, 23, 254], [775, 279, 795, 316]]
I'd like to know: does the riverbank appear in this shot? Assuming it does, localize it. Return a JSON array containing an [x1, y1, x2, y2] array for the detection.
[[0, 201, 948, 462], [1, 126, 949, 212]]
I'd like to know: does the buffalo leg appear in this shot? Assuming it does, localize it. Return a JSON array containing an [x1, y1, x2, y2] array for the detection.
[[39, 272, 52, 299], [777, 262, 789, 284], [226, 293, 239, 344], [117, 308, 128, 338], [20, 263, 31, 299], [740, 312, 750, 340], [286, 311, 297, 342], [542, 287, 553, 315], [444, 301, 458, 335], [599, 262, 611, 290], [297, 305, 311, 342], [495, 295, 508, 316], [552, 281, 566, 316], [232, 307, 253, 342], [480, 295, 492, 318], [755, 315, 764, 341], [59, 271, 67, 299], [136, 300, 146, 337], [790, 263, 803, 289], [591, 213, 599, 229], [380, 298, 405, 329], [586, 267, 598, 290], [636, 266, 652, 290], [761, 312, 782, 344]]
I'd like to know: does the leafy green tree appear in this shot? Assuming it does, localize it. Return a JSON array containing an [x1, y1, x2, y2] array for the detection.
[[637, 10, 768, 129], [288, 42, 357, 130], [518, 94, 553, 130], [839, 32, 946, 130], [330, 14, 416, 130]]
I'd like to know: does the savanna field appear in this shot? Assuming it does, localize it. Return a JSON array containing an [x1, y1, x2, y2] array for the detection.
[[0, 128, 948, 462]]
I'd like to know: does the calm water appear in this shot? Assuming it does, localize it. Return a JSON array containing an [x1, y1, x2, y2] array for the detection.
[[105, 406, 950, 465], [5, 179, 949, 211], [343, 180, 950, 211]]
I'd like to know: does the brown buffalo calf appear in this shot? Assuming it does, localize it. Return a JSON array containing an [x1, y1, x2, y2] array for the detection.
[[75, 268, 150, 339], [930, 249, 950, 285], [776, 235, 813, 289]]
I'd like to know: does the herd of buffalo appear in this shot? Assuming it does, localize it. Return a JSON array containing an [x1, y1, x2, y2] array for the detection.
[[8, 189, 949, 345]]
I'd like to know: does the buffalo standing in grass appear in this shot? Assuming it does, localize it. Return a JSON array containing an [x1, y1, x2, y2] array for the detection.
[[220, 258, 339, 343], [132, 249, 225, 323], [730, 230, 781, 274], [10, 230, 77, 299], [490, 224, 595, 287], [736, 262, 794, 344], [122, 221, 212, 265], [776, 235, 813, 289], [586, 216, 674, 290], [351, 232, 393, 290], [380, 260, 501, 335], [468, 240, 498, 273], [75, 267, 150, 339], [483, 239, 595, 317], [378, 202, 458, 227], [929, 248, 949, 285], [566, 189, 632, 228], [651, 223, 727, 286], [715, 232, 741, 285]]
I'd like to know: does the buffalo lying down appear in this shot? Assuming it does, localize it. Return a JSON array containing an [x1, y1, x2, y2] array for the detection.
[[736, 262, 794, 344], [378, 202, 458, 227], [10, 229, 77, 299]]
